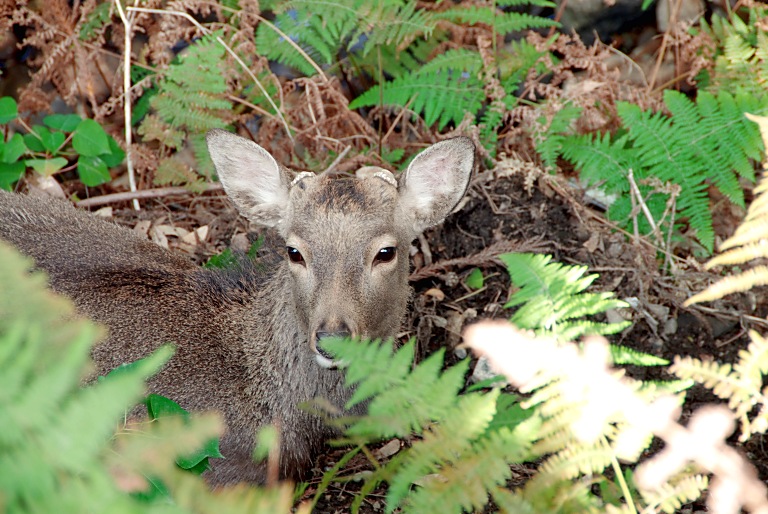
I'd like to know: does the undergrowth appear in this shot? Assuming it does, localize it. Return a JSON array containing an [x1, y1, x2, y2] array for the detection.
[[4, 0, 768, 512]]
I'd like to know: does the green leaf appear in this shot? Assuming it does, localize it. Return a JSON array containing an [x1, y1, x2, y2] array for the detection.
[[0, 97, 18, 124], [23, 133, 45, 152], [43, 113, 82, 132], [0, 134, 27, 164], [205, 248, 237, 269], [465, 268, 484, 289], [0, 161, 25, 190], [609, 345, 669, 366], [25, 157, 68, 176], [146, 393, 190, 420], [72, 119, 110, 156], [40, 129, 65, 153], [100, 136, 125, 167], [145, 393, 224, 474], [77, 155, 111, 186]]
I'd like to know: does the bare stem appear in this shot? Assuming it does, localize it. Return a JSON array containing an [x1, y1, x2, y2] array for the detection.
[[114, 0, 140, 211]]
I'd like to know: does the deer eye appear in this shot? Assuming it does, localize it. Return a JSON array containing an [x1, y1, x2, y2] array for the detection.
[[374, 246, 397, 265], [286, 246, 305, 265]]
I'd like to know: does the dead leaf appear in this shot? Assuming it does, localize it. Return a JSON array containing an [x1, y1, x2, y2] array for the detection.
[[93, 206, 113, 218], [424, 288, 445, 301], [133, 220, 151, 237], [181, 225, 209, 245], [375, 439, 401, 459], [583, 231, 602, 253]]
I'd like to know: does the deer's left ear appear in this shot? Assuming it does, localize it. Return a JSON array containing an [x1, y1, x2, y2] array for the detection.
[[398, 137, 475, 234]]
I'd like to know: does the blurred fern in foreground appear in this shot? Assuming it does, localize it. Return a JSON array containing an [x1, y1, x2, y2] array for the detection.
[[0, 241, 296, 513]]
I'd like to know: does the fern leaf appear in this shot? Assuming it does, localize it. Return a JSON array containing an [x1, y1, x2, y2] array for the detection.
[[321, 338, 469, 439], [562, 90, 765, 252], [718, 210, 768, 251], [639, 474, 709, 514], [436, 5, 557, 33], [534, 105, 583, 171], [419, 48, 483, 75], [388, 391, 520, 513], [533, 439, 614, 485], [707, 240, 768, 267], [685, 265, 768, 305], [154, 156, 205, 191], [360, 0, 435, 55], [609, 345, 669, 366], [559, 132, 636, 193], [491, 487, 537, 514], [349, 66, 485, 129], [404, 427, 527, 514], [735, 331, 768, 387], [500, 253, 629, 340]]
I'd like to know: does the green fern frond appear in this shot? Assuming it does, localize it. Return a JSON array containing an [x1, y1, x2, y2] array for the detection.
[[256, 0, 436, 75], [560, 90, 766, 252], [386, 390, 498, 510], [703, 8, 768, 97], [419, 48, 483, 75], [559, 132, 638, 193], [321, 339, 469, 439], [609, 345, 668, 366], [320, 336, 535, 514], [500, 253, 630, 341], [148, 34, 232, 116], [684, 113, 768, 304], [497, 0, 556, 6], [534, 104, 583, 171], [255, 9, 331, 76], [137, 32, 233, 187], [360, 0, 435, 54], [435, 5, 557, 34], [491, 487, 537, 514], [402, 426, 528, 514], [349, 64, 485, 129]]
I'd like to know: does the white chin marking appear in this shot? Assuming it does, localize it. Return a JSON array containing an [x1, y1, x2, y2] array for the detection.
[[315, 353, 337, 369]]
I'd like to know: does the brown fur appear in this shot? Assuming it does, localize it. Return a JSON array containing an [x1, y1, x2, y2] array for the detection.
[[0, 130, 475, 486]]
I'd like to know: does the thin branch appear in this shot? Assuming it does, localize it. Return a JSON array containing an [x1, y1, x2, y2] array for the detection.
[[76, 183, 224, 208], [408, 239, 549, 282], [322, 145, 352, 174], [627, 168, 661, 240], [113, 0, 140, 211]]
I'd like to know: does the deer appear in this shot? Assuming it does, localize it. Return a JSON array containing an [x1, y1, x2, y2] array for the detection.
[[0, 129, 475, 486]]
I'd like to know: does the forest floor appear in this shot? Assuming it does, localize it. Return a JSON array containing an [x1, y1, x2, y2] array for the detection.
[[103, 162, 768, 512]]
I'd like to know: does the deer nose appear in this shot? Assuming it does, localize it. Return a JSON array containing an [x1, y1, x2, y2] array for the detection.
[[314, 327, 351, 360]]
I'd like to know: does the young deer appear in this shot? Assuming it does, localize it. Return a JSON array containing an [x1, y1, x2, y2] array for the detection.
[[0, 130, 475, 486]]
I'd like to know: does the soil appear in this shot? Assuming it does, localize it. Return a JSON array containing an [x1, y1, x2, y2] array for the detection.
[[101, 168, 768, 512]]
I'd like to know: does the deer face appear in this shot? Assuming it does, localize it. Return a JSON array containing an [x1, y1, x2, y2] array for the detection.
[[206, 130, 475, 367]]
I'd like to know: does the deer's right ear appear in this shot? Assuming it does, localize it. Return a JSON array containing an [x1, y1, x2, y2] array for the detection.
[[206, 129, 291, 228]]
